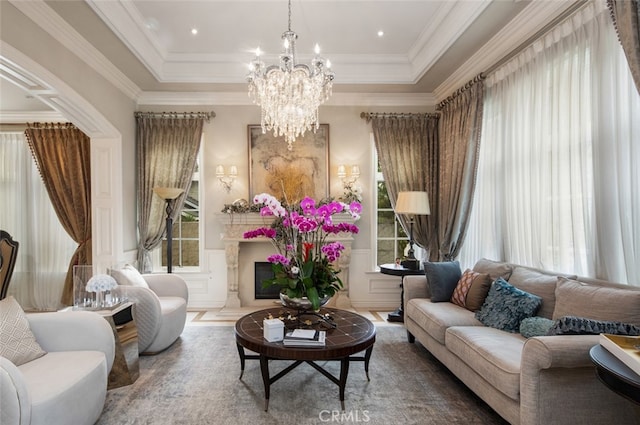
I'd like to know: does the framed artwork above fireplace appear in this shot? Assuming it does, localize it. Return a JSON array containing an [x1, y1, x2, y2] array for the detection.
[[248, 124, 329, 203]]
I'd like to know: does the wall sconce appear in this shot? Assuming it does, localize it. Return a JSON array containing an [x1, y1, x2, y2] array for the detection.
[[216, 165, 237, 193], [337, 164, 360, 187], [153, 187, 184, 274]]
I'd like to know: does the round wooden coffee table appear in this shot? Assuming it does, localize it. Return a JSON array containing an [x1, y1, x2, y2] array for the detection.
[[235, 307, 376, 411]]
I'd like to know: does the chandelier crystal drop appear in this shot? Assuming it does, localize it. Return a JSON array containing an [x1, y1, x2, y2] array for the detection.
[[247, 0, 334, 150]]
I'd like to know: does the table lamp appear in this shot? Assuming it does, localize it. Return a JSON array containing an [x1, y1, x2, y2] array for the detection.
[[395, 191, 430, 269]]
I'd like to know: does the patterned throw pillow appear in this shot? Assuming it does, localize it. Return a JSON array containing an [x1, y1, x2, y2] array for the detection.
[[451, 269, 479, 307], [0, 296, 46, 366], [547, 316, 640, 336], [475, 278, 543, 333]]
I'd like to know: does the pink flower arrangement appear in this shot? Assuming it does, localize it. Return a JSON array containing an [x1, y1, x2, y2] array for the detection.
[[244, 193, 361, 310]]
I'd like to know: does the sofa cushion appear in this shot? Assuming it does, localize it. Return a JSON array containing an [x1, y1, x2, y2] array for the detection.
[[547, 316, 640, 336], [405, 298, 482, 344], [553, 277, 640, 325], [108, 264, 149, 288], [424, 261, 461, 302], [508, 267, 576, 319], [520, 316, 556, 338], [446, 326, 525, 400], [472, 258, 513, 281], [18, 351, 107, 425], [0, 296, 46, 366], [475, 278, 542, 333]]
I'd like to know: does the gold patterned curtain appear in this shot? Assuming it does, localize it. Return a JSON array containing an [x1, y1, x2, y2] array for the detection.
[[366, 113, 440, 260], [608, 0, 640, 94], [135, 112, 213, 273], [436, 75, 485, 261], [25, 122, 92, 305]]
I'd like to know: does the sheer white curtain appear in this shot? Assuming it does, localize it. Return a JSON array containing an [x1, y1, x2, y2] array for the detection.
[[459, 1, 640, 284], [0, 132, 76, 310]]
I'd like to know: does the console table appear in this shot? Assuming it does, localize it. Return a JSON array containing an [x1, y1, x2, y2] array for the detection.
[[379, 263, 424, 322]]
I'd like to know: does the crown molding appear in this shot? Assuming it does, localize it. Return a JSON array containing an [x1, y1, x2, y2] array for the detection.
[[0, 111, 67, 123], [10, 0, 141, 100], [408, 0, 491, 82], [86, 0, 166, 82], [433, 0, 576, 100], [137, 91, 436, 107], [84, 0, 454, 85]]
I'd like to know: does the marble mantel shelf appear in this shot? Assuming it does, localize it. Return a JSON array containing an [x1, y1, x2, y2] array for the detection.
[[215, 212, 355, 309]]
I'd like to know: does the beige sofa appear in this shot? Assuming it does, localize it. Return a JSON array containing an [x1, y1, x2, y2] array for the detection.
[[404, 259, 640, 425]]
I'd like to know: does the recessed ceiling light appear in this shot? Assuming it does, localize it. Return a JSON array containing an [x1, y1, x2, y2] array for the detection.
[[145, 18, 159, 31], [377, 30, 384, 37], [191, 28, 198, 35]]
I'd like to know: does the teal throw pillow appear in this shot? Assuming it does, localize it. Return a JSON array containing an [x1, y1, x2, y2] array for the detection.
[[520, 316, 556, 338], [424, 261, 461, 302], [475, 278, 542, 333]]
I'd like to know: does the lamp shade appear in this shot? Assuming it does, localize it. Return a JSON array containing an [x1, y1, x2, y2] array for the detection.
[[153, 187, 184, 200], [395, 191, 430, 215]]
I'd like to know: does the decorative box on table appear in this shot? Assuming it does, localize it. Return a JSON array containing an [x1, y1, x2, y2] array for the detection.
[[263, 318, 284, 342]]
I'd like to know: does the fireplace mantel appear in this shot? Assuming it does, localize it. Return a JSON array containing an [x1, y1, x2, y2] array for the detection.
[[216, 213, 354, 308]]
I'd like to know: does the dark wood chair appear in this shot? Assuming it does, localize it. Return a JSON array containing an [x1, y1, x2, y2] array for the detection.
[[0, 230, 19, 300]]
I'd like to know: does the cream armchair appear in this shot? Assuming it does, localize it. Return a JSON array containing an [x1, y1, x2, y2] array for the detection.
[[1, 311, 115, 425], [109, 265, 188, 354]]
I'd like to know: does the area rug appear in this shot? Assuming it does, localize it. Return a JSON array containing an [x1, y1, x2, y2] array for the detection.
[[97, 326, 508, 425]]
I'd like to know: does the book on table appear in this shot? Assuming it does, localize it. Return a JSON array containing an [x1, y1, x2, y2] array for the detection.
[[599, 333, 640, 376], [283, 329, 326, 347]]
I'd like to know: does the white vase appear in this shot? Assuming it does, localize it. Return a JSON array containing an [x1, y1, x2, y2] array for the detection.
[[95, 291, 104, 308]]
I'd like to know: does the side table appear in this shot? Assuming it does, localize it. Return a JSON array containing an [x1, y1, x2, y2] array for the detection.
[[60, 302, 140, 389], [589, 345, 640, 405], [379, 263, 424, 323], [95, 302, 140, 389]]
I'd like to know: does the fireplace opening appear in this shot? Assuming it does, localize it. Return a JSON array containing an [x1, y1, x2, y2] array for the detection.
[[255, 262, 280, 299]]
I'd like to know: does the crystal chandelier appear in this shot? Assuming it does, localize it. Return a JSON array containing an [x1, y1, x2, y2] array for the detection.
[[247, 0, 334, 150]]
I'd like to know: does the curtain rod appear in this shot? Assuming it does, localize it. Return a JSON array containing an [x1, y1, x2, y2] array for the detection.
[[134, 111, 216, 120], [484, 0, 588, 75], [359, 112, 439, 122], [437, 74, 485, 110]]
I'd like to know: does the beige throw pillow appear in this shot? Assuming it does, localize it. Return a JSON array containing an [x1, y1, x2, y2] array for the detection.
[[108, 264, 149, 288], [0, 296, 46, 366]]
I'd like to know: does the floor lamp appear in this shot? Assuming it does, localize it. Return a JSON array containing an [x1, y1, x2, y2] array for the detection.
[[153, 187, 184, 273], [395, 191, 431, 269]]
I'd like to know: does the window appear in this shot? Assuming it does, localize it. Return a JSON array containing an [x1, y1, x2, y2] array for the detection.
[[374, 151, 408, 266], [459, 2, 640, 282], [158, 150, 202, 270]]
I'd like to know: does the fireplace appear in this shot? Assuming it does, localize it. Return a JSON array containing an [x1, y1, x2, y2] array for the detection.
[[218, 212, 354, 308], [254, 262, 280, 300]]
